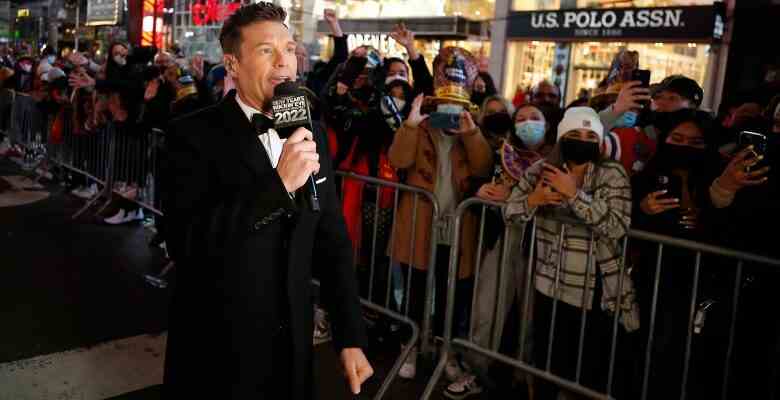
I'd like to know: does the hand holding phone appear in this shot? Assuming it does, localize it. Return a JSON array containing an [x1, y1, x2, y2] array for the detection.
[[718, 145, 771, 191], [614, 80, 651, 115], [641, 175, 681, 215], [738, 131, 768, 172], [631, 69, 651, 89]]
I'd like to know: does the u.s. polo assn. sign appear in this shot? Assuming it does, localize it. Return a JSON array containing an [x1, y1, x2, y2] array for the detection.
[[507, 5, 724, 42]]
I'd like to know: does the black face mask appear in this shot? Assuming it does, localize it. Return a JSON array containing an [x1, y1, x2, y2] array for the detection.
[[657, 143, 706, 171], [471, 91, 487, 108], [560, 138, 600, 165], [353, 85, 373, 102], [482, 112, 513, 135]]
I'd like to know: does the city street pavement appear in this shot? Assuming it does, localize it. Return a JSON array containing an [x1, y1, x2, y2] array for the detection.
[[0, 158, 473, 400]]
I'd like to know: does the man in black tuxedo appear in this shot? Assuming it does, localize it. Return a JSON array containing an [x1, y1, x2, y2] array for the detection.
[[162, 3, 372, 398]]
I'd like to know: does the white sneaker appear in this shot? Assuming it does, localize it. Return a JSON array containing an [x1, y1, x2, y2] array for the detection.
[[444, 374, 483, 399], [127, 209, 144, 222], [72, 184, 97, 200], [445, 356, 466, 382], [104, 209, 127, 225], [399, 346, 418, 379], [71, 185, 87, 196], [35, 167, 53, 180], [105, 209, 144, 225]]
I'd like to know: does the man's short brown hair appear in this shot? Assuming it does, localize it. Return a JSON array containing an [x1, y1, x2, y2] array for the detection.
[[219, 2, 287, 57]]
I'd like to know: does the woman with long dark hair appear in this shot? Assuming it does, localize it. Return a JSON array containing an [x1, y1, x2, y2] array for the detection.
[[630, 109, 723, 399], [445, 101, 552, 398]]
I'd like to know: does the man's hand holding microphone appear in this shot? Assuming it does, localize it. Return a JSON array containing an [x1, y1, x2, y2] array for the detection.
[[276, 127, 320, 193]]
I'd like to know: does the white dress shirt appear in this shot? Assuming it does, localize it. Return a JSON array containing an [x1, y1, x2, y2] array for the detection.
[[235, 94, 286, 168]]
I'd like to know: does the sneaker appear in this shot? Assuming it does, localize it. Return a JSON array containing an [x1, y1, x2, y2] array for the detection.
[[105, 209, 144, 225], [72, 184, 97, 200], [35, 167, 53, 180], [105, 209, 127, 225], [444, 374, 483, 399], [399, 346, 418, 379], [445, 356, 466, 382], [127, 208, 145, 222]]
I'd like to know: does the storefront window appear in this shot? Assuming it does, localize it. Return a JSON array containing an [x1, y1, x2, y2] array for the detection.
[[513, 0, 561, 11], [564, 41, 710, 103], [316, 35, 489, 74], [503, 41, 557, 99], [577, 0, 715, 7], [514, 0, 715, 11], [312, 0, 494, 20]]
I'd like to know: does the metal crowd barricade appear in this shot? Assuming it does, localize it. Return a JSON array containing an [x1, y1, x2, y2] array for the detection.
[[5, 90, 39, 147], [627, 229, 780, 400], [107, 126, 164, 216], [334, 170, 440, 399], [0, 87, 166, 220], [2, 91, 50, 176], [421, 196, 780, 400]]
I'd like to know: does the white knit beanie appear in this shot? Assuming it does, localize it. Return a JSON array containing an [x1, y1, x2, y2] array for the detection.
[[557, 107, 605, 142]]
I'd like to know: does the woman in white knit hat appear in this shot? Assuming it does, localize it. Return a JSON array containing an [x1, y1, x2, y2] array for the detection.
[[505, 106, 638, 399]]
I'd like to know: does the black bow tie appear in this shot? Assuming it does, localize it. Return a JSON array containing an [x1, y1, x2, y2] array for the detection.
[[251, 113, 274, 134]]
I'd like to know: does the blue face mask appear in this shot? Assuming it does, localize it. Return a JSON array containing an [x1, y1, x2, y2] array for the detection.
[[47, 55, 56, 65], [614, 111, 638, 128], [514, 120, 546, 148]]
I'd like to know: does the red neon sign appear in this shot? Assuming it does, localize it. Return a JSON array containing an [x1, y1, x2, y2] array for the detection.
[[192, 0, 241, 26]]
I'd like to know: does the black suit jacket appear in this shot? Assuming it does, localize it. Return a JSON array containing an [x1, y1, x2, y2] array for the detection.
[[162, 91, 367, 399]]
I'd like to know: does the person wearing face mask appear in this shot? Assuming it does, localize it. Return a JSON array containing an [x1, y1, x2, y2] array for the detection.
[[704, 97, 777, 400], [36, 47, 58, 79], [13, 56, 35, 93], [630, 109, 724, 399], [389, 47, 493, 381], [90, 42, 156, 101], [378, 64, 414, 133], [591, 83, 657, 175], [388, 22, 434, 97], [513, 104, 552, 156], [479, 95, 515, 150], [322, 47, 404, 323], [470, 72, 498, 108], [443, 101, 546, 398], [505, 106, 637, 400]]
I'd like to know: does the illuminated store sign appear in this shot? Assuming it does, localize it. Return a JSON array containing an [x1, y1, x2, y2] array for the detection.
[[86, 0, 121, 26], [191, 0, 241, 26], [507, 4, 725, 42]]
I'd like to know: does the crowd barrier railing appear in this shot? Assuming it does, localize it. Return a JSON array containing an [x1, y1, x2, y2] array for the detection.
[[8, 90, 779, 400], [422, 196, 780, 400], [334, 170, 441, 359], [1, 90, 50, 181], [0, 89, 165, 220]]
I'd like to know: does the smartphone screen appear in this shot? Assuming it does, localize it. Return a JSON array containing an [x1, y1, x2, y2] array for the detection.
[[656, 174, 682, 202], [632, 69, 651, 88], [738, 131, 768, 171], [429, 112, 460, 130]]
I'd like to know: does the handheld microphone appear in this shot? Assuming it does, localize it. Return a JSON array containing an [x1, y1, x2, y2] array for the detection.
[[271, 81, 320, 212]]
